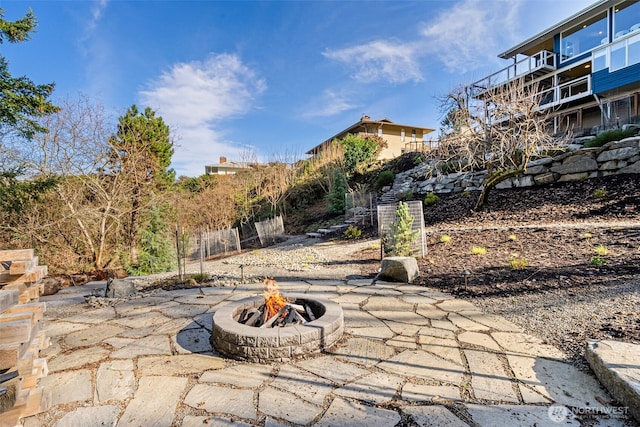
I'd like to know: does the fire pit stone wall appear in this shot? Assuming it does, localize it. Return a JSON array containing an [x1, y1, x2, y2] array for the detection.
[[211, 293, 344, 362]]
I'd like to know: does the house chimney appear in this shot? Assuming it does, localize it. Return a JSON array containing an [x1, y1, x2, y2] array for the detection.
[[361, 114, 371, 121], [219, 156, 227, 164]]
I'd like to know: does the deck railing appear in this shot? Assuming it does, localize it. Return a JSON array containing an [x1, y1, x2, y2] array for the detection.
[[472, 50, 556, 92]]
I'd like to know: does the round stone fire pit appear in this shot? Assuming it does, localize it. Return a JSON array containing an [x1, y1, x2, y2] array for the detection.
[[211, 293, 343, 362]]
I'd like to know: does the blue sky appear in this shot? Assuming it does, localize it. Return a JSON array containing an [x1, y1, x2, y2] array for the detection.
[[2, 0, 590, 177]]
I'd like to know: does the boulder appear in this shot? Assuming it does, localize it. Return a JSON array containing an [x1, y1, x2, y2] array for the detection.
[[104, 278, 137, 298], [597, 146, 639, 162], [550, 155, 598, 175], [617, 160, 640, 174], [377, 257, 419, 283]]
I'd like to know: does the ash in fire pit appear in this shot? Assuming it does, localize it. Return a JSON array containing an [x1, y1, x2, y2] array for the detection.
[[211, 280, 343, 362], [237, 279, 322, 328]]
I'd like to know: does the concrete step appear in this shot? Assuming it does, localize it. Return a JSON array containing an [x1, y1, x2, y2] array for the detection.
[[586, 340, 640, 423], [317, 229, 334, 235], [306, 232, 322, 238]]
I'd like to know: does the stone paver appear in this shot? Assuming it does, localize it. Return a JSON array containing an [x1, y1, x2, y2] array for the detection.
[[28, 274, 634, 427], [403, 405, 470, 427], [95, 360, 135, 403], [118, 376, 188, 427], [185, 384, 256, 420]]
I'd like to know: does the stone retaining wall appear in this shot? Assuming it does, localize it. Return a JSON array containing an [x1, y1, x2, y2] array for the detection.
[[381, 137, 640, 200]]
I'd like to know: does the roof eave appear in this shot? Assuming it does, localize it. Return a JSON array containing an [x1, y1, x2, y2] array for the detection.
[[498, 0, 614, 59]]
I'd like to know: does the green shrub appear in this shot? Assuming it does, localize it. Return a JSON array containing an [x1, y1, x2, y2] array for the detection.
[[383, 201, 418, 257], [590, 256, 607, 266], [190, 273, 210, 283], [327, 170, 347, 214], [424, 192, 440, 206], [471, 246, 487, 255], [592, 188, 607, 198], [583, 128, 637, 148], [344, 225, 362, 239], [440, 234, 451, 243], [376, 170, 395, 189]]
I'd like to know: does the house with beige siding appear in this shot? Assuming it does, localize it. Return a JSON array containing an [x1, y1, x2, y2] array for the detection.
[[306, 115, 435, 160]]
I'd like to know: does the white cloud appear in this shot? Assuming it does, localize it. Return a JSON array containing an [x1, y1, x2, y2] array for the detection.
[[323, 40, 423, 84], [139, 53, 266, 177], [300, 89, 358, 118], [419, 0, 521, 74]]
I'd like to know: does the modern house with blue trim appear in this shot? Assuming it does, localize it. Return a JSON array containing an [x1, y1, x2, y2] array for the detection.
[[472, 0, 640, 136]]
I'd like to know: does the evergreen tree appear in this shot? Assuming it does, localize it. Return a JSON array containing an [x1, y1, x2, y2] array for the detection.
[[125, 204, 176, 275], [383, 201, 418, 256], [0, 8, 58, 139], [327, 170, 347, 214]]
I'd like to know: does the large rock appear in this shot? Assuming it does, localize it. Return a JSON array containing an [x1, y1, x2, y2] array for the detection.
[[550, 155, 598, 174], [377, 257, 419, 283], [104, 278, 137, 298], [597, 146, 639, 162], [586, 340, 640, 423]]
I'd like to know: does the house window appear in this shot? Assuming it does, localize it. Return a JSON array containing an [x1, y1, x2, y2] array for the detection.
[[611, 40, 627, 70], [378, 127, 382, 137], [629, 33, 640, 65], [401, 129, 405, 142], [614, 1, 640, 38], [561, 12, 608, 61], [411, 129, 416, 142], [593, 47, 608, 71]]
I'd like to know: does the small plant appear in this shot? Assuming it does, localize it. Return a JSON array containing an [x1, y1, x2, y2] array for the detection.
[[594, 245, 609, 255], [471, 246, 487, 255], [583, 232, 593, 239], [383, 201, 418, 257], [584, 128, 637, 148], [440, 234, 452, 244], [424, 192, 440, 206], [592, 188, 607, 198], [508, 234, 517, 241], [375, 170, 395, 189], [344, 225, 362, 239], [508, 254, 528, 269], [590, 256, 607, 266], [401, 189, 414, 200], [190, 273, 210, 283], [461, 190, 470, 197]]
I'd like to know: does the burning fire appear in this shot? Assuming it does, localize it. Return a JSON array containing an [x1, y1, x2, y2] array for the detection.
[[263, 278, 288, 320]]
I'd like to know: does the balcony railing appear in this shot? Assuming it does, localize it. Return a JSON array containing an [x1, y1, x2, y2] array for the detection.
[[537, 75, 591, 109], [472, 50, 557, 93]]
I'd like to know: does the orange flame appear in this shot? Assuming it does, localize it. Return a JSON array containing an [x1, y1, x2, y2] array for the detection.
[[263, 278, 289, 320]]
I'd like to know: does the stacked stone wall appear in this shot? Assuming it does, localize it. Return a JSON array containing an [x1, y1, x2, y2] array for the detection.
[[380, 137, 640, 201]]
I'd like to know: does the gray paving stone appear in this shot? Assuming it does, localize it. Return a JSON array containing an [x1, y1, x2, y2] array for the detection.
[[329, 336, 397, 367], [44, 320, 90, 337], [430, 318, 459, 331], [103, 337, 136, 349], [400, 294, 438, 305], [437, 299, 478, 312], [403, 405, 470, 426], [64, 323, 126, 347], [506, 353, 612, 408], [118, 376, 188, 427], [417, 326, 456, 340], [419, 336, 463, 365], [384, 320, 422, 336], [368, 310, 431, 326], [172, 327, 213, 353], [379, 350, 464, 385], [343, 308, 389, 328], [111, 334, 172, 358], [193, 312, 213, 330], [181, 415, 253, 427], [95, 360, 135, 403], [416, 306, 449, 320], [296, 356, 369, 385], [387, 335, 418, 349], [48, 347, 110, 372], [157, 303, 210, 318], [258, 387, 322, 425], [346, 325, 395, 339], [53, 405, 120, 427], [113, 297, 174, 316], [362, 296, 413, 311], [137, 354, 224, 376], [491, 332, 566, 359], [64, 307, 116, 324], [464, 349, 518, 402], [200, 286, 237, 296], [402, 383, 462, 402], [199, 363, 273, 387], [39, 370, 92, 406], [330, 293, 369, 304], [117, 325, 156, 338], [153, 317, 198, 334], [466, 404, 579, 426], [315, 397, 401, 427], [111, 311, 173, 329], [333, 372, 404, 404], [458, 310, 522, 332], [306, 279, 344, 286], [184, 384, 256, 420], [448, 312, 490, 332], [458, 331, 501, 352], [270, 364, 333, 405], [175, 293, 232, 306], [519, 384, 552, 404], [420, 290, 453, 300]]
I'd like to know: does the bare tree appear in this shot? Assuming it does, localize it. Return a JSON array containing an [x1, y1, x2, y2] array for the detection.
[[438, 78, 562, 210]]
